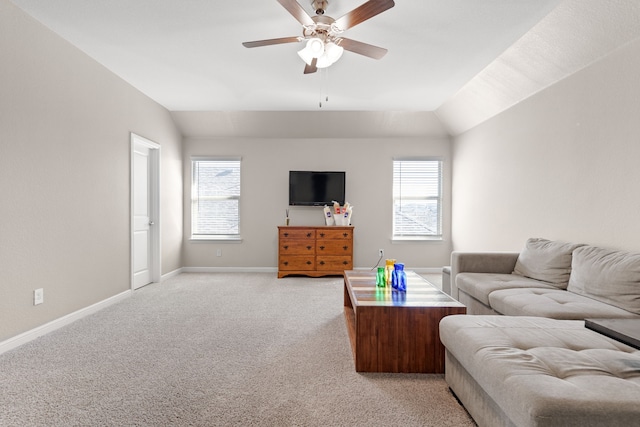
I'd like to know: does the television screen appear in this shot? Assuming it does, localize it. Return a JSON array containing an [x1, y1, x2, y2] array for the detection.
[[289, 171, 345, 206]]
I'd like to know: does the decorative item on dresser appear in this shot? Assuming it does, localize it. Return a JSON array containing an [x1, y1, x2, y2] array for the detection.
[[278, 226, 353, 278]]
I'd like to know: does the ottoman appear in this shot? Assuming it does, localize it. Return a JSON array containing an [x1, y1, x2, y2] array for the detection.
[[439, 315, 640, 427]]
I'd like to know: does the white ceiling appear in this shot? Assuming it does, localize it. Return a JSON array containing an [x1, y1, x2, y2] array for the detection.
[[439, 0, 640, 134], [12, 0, 563, 112]]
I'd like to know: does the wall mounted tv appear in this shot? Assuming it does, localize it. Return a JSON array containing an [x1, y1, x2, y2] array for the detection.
[[289, 171, 346, 206]]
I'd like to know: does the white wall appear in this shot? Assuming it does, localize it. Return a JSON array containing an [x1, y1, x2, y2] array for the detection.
[[452, 37, 640, 252], [0, 1, 183, 341], [183, 135, 452, 271]]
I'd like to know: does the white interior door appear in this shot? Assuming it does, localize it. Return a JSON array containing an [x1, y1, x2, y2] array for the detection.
[[131, 134, 160, 290]]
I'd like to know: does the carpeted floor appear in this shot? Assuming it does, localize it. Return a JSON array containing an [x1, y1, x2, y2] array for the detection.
[[0, 273, 474, 426]]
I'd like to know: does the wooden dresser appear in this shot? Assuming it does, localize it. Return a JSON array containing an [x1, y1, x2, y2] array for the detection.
[[278, 226, 354, 278]]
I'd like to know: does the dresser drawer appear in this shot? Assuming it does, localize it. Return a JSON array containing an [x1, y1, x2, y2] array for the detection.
[[279, 256, 315, 271], [316, 239, 352, 254], [316, 256, 352, 271], [279, 228, 315, 240], [279, 240, 315, 255], [316, 228, 352, 240]]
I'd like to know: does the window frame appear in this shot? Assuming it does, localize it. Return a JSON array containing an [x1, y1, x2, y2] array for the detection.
[[392, 158, 443, 241], [190, 156, 242, 241]]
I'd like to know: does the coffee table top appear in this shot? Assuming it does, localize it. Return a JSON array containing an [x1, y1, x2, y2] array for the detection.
[[344, 270, 465, 308], [585, 318, 640, 350]]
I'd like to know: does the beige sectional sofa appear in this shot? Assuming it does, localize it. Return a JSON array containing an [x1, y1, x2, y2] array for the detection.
[[441, 238, 640, 426], [440, 315, 640, 427], [450, 238, 640, 319]]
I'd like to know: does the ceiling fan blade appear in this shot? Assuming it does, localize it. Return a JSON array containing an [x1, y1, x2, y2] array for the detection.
[[304, 58, 318, 74], [277, 0, 315, 27], [337, 37, 388, 60], [242, 37, 302, 48], [334, 0, 395, 31]]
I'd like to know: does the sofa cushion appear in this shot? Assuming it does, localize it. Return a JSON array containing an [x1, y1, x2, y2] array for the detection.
[[440, 315, 640, 427], [568, 246, 640, 315], [513, 238, 584, 288], [488, 288, 640, 320], [456, 273, 555, 306]]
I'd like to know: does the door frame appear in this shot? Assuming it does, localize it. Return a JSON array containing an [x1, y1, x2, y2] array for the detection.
[[130, 133, 161, 290]]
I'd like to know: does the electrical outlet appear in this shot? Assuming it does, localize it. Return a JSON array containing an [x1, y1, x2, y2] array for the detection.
[[379, 249, 384, 258], [216, 249, 222, 257], [34, 288, 44, 306]]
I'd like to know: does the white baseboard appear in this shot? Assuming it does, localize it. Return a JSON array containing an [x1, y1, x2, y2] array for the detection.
[[161, 267, 184, 281], [182, 267, 278, 273], [0, 290, 132, 356], [181, 267, 441, 274]]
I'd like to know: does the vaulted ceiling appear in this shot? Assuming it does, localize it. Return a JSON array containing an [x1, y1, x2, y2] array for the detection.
[[11, 0, 640, 135]]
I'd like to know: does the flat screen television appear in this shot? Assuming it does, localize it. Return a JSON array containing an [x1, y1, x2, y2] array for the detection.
[[289, 171, 345, 206]]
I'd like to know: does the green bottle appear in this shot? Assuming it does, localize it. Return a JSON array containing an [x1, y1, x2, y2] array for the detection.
[[376, 266, 385, 287]]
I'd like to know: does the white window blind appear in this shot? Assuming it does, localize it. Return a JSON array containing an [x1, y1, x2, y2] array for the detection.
[[393, 159, 442, 239], [191, 158, 241, 238]]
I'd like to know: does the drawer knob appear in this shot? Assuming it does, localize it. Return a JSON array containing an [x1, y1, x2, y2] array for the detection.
[[307, 245, 312, 250], [306, 261, 312, 265], [343, 261, 349, 265], [284, 245, 289, 250], [320, 261, 325, 265], [343, 233, 348, 237], [343, 245, 348, 251], [283, 261, 289, 266], [319, 245, 325, 250], [306, 232, 312, 237], [320, 232, 325, 237], [284, 232, 289, 237]]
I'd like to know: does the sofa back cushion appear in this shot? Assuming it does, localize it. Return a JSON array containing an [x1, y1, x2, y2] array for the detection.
[[567, 245, 640, 314], [513, 238, 584, 289]]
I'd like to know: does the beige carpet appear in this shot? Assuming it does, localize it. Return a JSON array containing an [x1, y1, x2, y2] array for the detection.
[[0, 273, 474, 426]]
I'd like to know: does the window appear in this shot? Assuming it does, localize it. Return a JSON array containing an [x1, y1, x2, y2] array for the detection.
[[191, 158, 241, 240], [393, 159, 442, 240]]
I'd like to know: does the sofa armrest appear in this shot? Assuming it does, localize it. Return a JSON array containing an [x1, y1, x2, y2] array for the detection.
[[450, 252, 520, 300]]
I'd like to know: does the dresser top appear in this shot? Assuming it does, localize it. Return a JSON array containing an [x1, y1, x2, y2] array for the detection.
[[278, 225, 353, 229]]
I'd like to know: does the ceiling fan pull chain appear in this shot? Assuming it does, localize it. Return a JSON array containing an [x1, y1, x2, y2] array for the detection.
[[318, 68, 328, 108], [324, 68, 329, 103], [318, 68, 328, 109], [319, 73, 323, 108]]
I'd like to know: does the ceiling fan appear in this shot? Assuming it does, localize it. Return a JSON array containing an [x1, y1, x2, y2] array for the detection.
[[242, 0, 395, 74]]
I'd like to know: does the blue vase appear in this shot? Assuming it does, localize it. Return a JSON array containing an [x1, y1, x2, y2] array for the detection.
[[395, 263, 407, 292], [391, 267, 398, 289]]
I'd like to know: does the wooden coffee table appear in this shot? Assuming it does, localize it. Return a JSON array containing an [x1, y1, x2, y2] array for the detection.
[[585, 318, 640, 350], [343, 270, 466, 373]]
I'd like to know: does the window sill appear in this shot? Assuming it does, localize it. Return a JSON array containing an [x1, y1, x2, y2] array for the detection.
[[190, 235, 243, 242], [392, 236, 443, 242]]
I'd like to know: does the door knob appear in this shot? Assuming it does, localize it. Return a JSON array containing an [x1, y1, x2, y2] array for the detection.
[[149, 221, 155, 226]]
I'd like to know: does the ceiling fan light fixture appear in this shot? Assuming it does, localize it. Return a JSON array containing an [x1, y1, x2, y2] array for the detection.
[[298, 37, 329, 66], [316, 42, 343, 68], [297, 46, 314, 65], [306, 37, 325, 57], [325, 42, 343, 62], [315, 56, 331, 69]]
